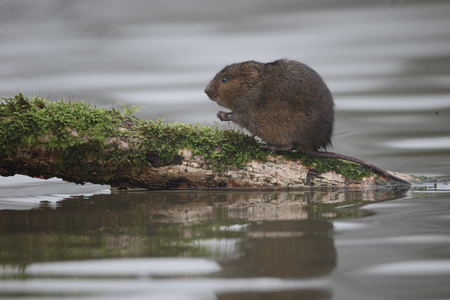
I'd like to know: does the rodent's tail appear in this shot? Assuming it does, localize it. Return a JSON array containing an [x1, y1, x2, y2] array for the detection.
[[314, 151, 411, 185]]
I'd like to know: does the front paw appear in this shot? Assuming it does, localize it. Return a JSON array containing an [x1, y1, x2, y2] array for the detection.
[[217, 111, 233, 121]]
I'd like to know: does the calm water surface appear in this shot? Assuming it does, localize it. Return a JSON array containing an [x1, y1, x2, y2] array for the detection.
[[1, 178, 449, 299], [1, 1, 450, 299]]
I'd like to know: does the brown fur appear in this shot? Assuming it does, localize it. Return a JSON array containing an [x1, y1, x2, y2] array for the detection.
[[205, 59, 334, 152], [205, 59, 410, 185]]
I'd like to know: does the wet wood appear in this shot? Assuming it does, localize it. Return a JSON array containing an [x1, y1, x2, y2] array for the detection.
[[0, 94, 412, 190], [0, 144, 412, 190]]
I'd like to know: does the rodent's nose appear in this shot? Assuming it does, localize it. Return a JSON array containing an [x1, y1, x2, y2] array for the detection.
[[204, 84, 214, 98]]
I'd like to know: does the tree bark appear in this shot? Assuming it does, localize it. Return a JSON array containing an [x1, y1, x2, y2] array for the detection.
[[0, 144, 412, 190], [0, 94, 412, 190]]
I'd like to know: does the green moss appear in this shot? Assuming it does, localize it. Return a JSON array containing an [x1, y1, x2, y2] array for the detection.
[[300, 153, 375, 181], [0, 94, 375, 180], [281, 151, 375, 181], [0, 94, 269, 173], [136, 119, 269, 171], [0, 93, 123, 172]]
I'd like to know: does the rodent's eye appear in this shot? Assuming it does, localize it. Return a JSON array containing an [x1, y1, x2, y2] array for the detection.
[[221, 76, 228, 83]]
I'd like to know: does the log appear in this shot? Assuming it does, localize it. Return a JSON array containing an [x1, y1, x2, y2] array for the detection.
[[0, 94, 412, 189]]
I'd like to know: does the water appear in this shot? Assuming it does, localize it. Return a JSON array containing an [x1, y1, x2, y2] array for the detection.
[[1, 182, 449, 299], [1, 0, 449, 175], [1, 1, 450, 299]]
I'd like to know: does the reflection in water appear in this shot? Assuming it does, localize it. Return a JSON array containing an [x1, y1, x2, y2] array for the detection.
[[221, 220, 336, 278], [0, 189, 408, 299]]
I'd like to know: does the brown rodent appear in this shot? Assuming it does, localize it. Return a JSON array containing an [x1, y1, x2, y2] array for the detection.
[[205, 59, 410, 185]]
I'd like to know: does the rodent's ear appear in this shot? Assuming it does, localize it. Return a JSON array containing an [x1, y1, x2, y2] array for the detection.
[[243, 62, 262, 78]]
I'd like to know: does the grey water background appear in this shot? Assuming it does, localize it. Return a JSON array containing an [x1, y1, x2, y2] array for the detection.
[[1, 1, 450, 299]]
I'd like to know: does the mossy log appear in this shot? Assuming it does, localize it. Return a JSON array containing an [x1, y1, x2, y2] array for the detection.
[[0, 94, 411, 189]]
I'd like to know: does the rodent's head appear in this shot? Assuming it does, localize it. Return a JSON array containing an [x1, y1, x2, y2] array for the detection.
[[204, 61, 263, 111]]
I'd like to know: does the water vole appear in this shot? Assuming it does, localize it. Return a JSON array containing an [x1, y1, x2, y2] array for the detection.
[[205, 59, 410, 185], [205, 59, 333, 152]]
